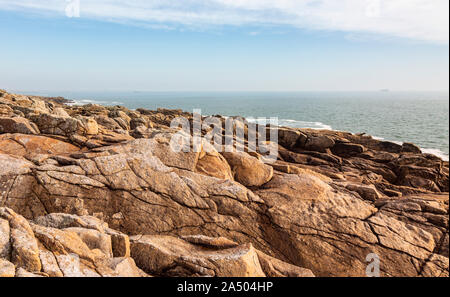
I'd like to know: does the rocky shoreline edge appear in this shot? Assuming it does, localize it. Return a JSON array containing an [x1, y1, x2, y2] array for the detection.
[[0, 89, 448, 277]]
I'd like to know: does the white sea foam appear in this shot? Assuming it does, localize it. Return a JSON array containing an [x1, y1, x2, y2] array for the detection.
[[68, 99, 124, 106], [253, 118, 450, 162], [422, 148, 449, 161], [280, 119, 333, 130], [249, 118, 333, 130], [372, 136, 385, 141], [371, 135, 449, 161], [372, 136, 402, 146]]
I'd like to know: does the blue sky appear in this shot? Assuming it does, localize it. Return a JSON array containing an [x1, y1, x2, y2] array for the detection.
[[0, 0, 448, 91]]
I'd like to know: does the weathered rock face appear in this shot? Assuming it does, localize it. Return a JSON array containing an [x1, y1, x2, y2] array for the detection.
[[0, 208, 147, 277], [256, 174, 449, 277], [1, 140, 447, 277], [0, 89, 448, 277], [130, 235, 312, 277], [0, 117, 39, 135], [28, 113, 85, 137], [0, 208, 310, 277], [0, 134, 80, 158]]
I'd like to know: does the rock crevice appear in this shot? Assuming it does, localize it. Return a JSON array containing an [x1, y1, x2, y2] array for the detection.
[[0, 89, 448, 277]]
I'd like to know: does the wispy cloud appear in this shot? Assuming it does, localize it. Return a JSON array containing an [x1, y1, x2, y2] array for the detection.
[[0, 0, 448, 43]]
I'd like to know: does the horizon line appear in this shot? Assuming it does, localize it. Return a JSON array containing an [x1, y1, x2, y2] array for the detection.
[[6, 89, 450, 94]]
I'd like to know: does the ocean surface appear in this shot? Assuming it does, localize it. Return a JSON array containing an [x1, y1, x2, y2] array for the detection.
[[23, 91, 449, 161]]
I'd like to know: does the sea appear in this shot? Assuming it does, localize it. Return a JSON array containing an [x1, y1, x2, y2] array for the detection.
[[22, 91, 449, 161]]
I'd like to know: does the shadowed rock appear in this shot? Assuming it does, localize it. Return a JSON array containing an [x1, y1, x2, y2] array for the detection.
[[0, 89, 448, 277]]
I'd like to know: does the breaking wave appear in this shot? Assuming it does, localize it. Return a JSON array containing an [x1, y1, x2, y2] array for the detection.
[[421, 148, 449, 161], [246, 118, 332, 130], [369, 136, 448, 161], [247, 118, 449, 162], [68, 99, 124, 106]]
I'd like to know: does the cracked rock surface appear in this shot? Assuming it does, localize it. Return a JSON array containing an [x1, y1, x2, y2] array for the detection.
[[0, 208, 313, 277], [0, 89, 448, 277]]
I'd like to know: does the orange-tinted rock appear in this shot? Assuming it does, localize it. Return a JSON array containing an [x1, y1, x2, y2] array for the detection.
[[0, 208, 148, 277], [130, 235, 312, 277], [222, 151, 273, 187], [196, 146, 233, 180], [0, 89, 448, 278], [0, 134, 80, 157]]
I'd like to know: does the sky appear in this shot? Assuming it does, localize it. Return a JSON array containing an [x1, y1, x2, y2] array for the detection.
[[0, 0, 448, 92]]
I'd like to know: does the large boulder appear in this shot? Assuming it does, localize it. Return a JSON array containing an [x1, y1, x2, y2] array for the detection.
[[275, 128, 307, 149], [331, 142, 366, 156], [28, 113, 85, 136], [196, 150, 233, 180], [304, 135, 335, 152], [222, 152, 273, 187], [0, 117, 40, 135], [402, 143, 422, 154]]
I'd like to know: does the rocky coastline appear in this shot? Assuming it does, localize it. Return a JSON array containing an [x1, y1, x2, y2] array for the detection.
[[0, 89, 448, 277]]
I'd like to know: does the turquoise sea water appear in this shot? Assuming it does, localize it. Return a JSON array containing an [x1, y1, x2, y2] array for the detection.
[[22, 91, 449, 160]]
